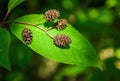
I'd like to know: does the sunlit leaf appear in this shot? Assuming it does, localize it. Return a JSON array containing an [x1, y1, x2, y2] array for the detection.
[[10, 14, 101, 69]]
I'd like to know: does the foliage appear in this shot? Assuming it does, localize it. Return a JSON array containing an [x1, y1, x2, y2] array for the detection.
[[10, 14, 100, 68], [0, 0, 120, 81], [8, 0, 24, 12], [0, 28, 11, 70]]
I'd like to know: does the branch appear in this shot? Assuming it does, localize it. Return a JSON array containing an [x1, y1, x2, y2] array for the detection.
[[14, 21, 54, 39]]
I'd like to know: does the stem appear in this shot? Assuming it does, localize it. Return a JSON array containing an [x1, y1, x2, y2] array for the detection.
[[14, 21, 45, 31], [2, 11, 10, 25], [44, 30, 54, 39], [14, 21, 54, 39], [47, 27, 53, 31]]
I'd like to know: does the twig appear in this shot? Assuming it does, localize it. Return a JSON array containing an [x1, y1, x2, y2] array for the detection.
[[44, 30, 54, 39], [2, 11, 10, 26], [14, 21, 54, 39], [14, 21, 45, 31], [46, 27, 53, 31]]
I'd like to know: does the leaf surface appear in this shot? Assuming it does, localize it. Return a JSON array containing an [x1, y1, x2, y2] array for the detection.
[[10, 14, 101, 69]]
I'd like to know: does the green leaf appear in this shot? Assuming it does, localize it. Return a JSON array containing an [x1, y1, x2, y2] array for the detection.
[[0, 27, 11, 70], [10, 14, 101, 69], [8, 0, 24, 12]]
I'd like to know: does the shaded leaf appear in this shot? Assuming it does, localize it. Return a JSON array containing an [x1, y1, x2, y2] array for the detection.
[[9, 41, 32, 69], [10, 14, 101, 69], [8, 0, 24, 12], [0, 27, 11, 70]]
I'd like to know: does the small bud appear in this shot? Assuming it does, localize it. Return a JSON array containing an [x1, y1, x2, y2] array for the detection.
[[22, 28, 32, 44], [53, 34, 71, 47], [56, 19, 67, 30], [45, 9, 60, 21]]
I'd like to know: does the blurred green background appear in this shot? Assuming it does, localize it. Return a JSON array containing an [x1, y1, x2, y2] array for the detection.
[[0, 0, 120, 81]]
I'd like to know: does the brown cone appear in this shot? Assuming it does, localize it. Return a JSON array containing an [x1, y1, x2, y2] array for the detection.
[[22, 28, 32, 44], [56, 19, 67, 30], [53, 34, 71, 47], [45, 9, 60, 21]]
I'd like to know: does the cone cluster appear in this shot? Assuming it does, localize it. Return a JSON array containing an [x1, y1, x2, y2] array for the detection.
[[45, 9, 67, 30], [22, 9, 72, 47], [45, 9, 71, 47]]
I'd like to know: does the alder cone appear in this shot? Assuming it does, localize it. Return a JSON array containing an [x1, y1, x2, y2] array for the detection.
[[56, 19, 67, 30], [22, 28, 32, 44], [53, 34, 71, 47], [45, 9, 60, 21]]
